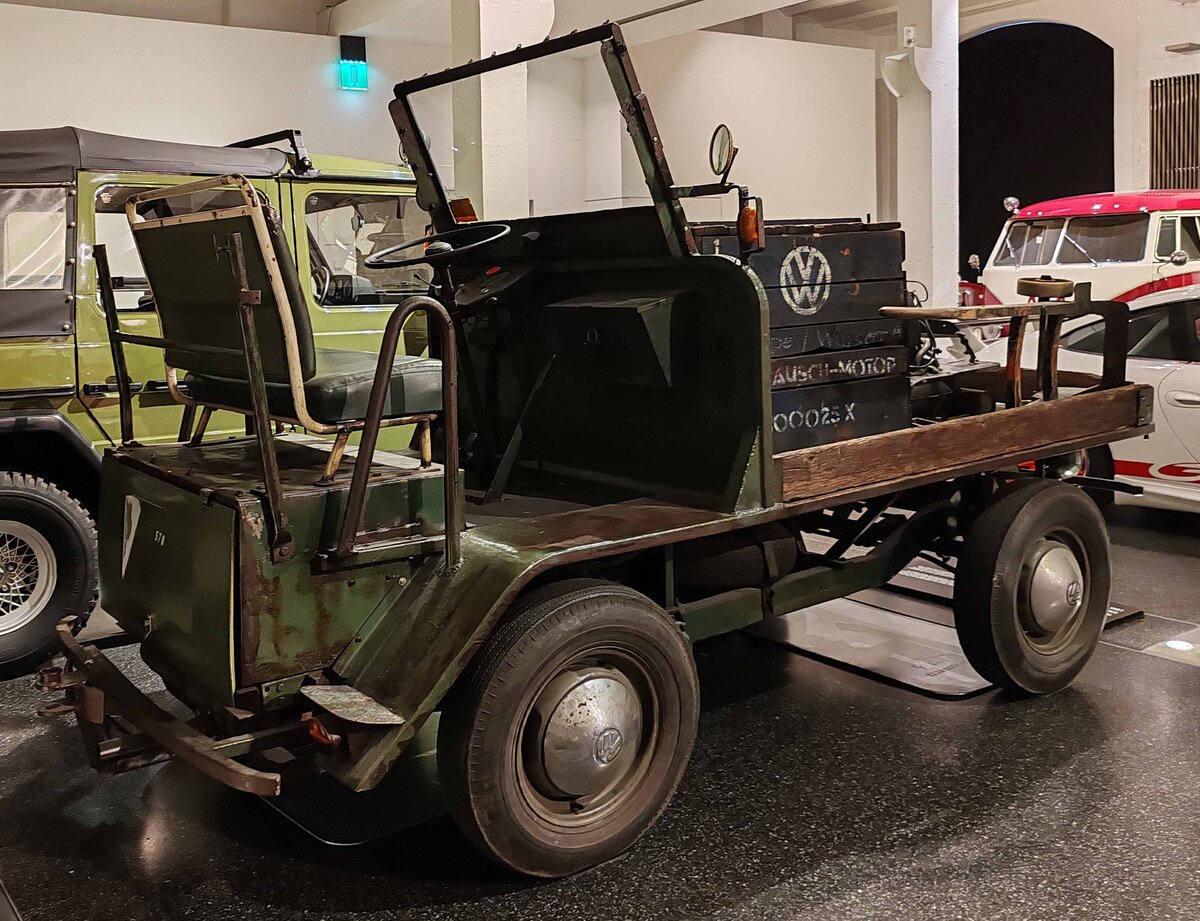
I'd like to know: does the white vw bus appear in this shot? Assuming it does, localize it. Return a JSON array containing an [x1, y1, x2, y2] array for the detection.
[[963, 191, 1200, 306]]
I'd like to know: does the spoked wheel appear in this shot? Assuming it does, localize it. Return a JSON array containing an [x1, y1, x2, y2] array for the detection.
[[438, 579, 699, 878], [0, 473, 96, 676], [953, 479, 1111, 694], [0, 520, 57, 637]]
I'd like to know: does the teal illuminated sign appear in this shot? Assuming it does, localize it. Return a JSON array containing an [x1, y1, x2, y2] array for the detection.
[[339, 58, 368, 91]]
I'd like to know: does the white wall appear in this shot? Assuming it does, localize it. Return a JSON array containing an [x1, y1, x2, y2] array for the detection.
[[528, 56, 586, 214], [0, 0, 328, 33], [0, 3, 447, 164], [630, 30, 878, 223]]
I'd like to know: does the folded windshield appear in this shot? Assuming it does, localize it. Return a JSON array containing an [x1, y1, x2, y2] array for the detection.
[[406, 43, 643, 222]]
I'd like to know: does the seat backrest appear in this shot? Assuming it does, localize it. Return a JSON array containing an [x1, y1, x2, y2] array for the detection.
[[130, 192, 316, 383]]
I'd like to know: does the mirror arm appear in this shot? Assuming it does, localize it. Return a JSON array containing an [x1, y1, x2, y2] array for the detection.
[[670, 181, 735, 199]]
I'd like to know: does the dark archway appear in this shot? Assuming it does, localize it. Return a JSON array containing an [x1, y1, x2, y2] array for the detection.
[[959, 23, 1114, 278]]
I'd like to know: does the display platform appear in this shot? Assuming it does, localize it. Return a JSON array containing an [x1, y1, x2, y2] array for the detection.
[[747, 558, 1144, 698]]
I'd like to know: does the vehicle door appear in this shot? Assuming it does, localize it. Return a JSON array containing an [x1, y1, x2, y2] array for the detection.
[[1060, 298, 1200, 493], [1151, 213, 1200, 291], [1154, 298, 1200, 459], [0, 183, 77, 408], [77, 172, 284, 445], [285, 180, 432, 355]]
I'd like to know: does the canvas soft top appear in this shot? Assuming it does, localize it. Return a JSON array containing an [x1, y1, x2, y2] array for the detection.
[[0, 126, 290, 182]]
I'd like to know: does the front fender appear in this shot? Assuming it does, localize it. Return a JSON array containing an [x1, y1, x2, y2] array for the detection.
[[330, 498, 749, 791]]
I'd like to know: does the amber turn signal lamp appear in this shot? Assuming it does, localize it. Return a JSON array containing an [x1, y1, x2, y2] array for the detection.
[[449, 197, 478, 222], [737, 195, 766, 256]]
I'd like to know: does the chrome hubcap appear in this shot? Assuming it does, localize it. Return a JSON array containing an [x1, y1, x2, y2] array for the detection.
[[527, 665, 643, 800], [1023, 540, 1085, 634], [0, 521, 55, 637]]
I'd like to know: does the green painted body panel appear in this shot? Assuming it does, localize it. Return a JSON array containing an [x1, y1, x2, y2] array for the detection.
[[97, 452, 237, 703], [97, 439, 448, 704]]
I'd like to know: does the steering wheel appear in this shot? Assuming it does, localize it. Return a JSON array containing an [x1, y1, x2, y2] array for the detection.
[[311, 264, 332, 305], [364, 222, 512, 270]]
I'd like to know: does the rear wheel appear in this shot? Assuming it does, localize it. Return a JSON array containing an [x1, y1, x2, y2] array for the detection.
[[953, 479, 1110, 694], [0, 473, 97, 676], [437, 579, 699, 878]]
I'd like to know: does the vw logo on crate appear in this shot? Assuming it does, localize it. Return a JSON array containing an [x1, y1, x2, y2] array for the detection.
[[780, 245, 832, 315]]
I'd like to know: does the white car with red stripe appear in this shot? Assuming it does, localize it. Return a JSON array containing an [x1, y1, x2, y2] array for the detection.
[[977, 284, 1200, 512], [963, 191, 1200, 307]]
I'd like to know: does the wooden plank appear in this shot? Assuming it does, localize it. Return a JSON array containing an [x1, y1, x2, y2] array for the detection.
[[698, 228, 904, 284], [771, 345, 909, 390], [881, 302, 1088, 321], [766, 278, 906, 328], [772, 377, 911, 452], [776, 384, 1153, 503], [770, 317, 912, 358]]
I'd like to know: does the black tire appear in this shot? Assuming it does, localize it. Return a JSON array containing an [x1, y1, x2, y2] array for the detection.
[[953, 479, 1110, 694], [1078, 446, 1115, 509], [0, 473, 97, 676], [437, 578, 699, 878]]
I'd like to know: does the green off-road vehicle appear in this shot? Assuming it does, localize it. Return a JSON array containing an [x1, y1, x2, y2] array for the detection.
[[43, 24, 1151, 878], [0, 128, 430, 671]]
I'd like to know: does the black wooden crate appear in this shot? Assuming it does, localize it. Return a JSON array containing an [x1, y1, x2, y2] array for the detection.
[[762, 278, 906, 328], [770, 317, 917, 359], [771, 375, 911, 453], [771, 345, 909, 391], [698, 225, 904, 281], [695, 222, 906, 329]]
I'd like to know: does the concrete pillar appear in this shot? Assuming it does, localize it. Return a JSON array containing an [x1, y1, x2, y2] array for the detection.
[[893, 0, 959, 306], [450, 0, 554, 220]]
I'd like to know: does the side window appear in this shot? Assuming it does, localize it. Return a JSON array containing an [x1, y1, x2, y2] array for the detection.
[[303, 192, 430, 307], [0, 187, 67, 290], [95, 185, 247, 310], [1156, 217, 1178, 260], [95, 186, 148, 311], [1181, 216, 1200, 260], [1065, 302, 1200, 362]]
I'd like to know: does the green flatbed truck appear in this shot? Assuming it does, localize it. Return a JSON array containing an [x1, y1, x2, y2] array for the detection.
[[0, 127, 430, 672], [42, 24, 1152, 878]]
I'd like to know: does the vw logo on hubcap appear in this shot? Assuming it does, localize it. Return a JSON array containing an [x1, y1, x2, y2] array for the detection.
[[1066, 580, 1082, 607], [593, 727, 623, 765]]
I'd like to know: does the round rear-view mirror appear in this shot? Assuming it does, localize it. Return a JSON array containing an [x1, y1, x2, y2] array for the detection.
[[1171, 250, 1190, 267], [709, 124, 735, 177]]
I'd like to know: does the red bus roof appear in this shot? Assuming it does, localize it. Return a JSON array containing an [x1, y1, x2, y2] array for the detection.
[[1014, 191, 1200, 219]]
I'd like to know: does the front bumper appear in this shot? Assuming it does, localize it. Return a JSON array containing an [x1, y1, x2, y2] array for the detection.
[[42, 618, 304, 797]]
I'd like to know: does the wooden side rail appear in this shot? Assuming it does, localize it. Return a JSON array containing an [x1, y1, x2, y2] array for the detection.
[[776, 382, 1154, 504], [882, 281, 1129, 406]]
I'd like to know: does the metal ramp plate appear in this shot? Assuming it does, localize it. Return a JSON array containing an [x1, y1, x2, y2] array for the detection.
[[748, 559, 1143, 698], [747, 595, 991, 698]]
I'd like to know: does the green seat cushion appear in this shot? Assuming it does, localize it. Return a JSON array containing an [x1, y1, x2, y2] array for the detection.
[[183, 347, 442, 425]]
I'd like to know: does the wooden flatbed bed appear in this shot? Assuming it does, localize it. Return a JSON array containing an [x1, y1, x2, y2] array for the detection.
[[775, 285, 1150, 504]]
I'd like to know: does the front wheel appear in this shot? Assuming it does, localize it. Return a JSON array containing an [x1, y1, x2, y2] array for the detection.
[[953, 479, 1110, 694], [0, 473, 97, 676], [437, 579, 699, 878]]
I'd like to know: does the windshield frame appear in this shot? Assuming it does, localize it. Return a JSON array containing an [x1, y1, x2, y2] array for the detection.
[[388, 21, 695, 257]]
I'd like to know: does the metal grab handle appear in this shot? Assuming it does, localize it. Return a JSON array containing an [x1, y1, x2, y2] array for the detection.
[[335, 295, 459, 567], [1167, 391, 1200, 408]]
